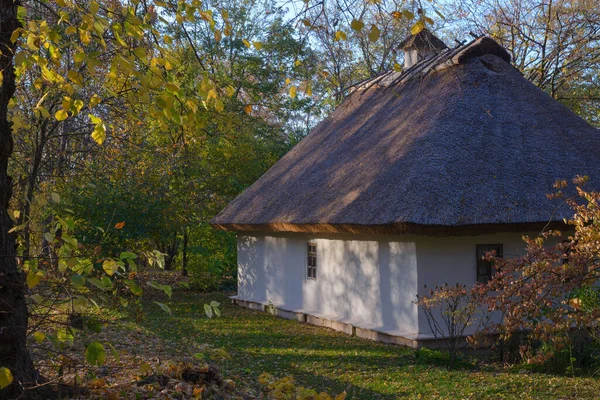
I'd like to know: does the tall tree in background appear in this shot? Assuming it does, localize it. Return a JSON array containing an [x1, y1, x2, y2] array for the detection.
[[445, 0, 600, 126]]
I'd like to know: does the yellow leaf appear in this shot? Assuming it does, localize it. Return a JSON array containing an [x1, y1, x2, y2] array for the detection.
[[411, 20, 425, 35], [244, 104, 252, 114], [91, 123, 106, 145], [90, 1, 100, 15], [10, 28, 21, 43], [62, 96, 72, 110], [394, 62, 402, 72], [335, 30, 347, 41], [294, 59, 302, 66], [335, 391, 347, 400], [115, 221, 125, 229], [214, 29, 222, 42], [67, 70, 82, 84], [285, 77, 291, 85], [33, 331, 46, 344], [90, 94, 102, 108], [403, 10, 415, 19], [305, 85, 312, 96], [289, 86, 297, 98], [368, 25, 380, 42], [253, 41, 263, 50], [0, 367, 13, 390], [391, 11, 402, 19], [26, 34, 39, 51], [26, 270, 43, 289], [242, 39, 251, 48], [350, 19, 364, 31], [55, 109, 69, 121], [102, 259, 119, 276], [214, 98, 224, 112], [140, 362, 152, 375], [79, 29, 91, 45]]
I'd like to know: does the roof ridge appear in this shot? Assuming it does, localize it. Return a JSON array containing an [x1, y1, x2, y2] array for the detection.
[[349, 36, 510, 94]]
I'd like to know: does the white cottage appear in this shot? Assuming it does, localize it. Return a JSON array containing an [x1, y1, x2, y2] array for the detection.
[[211, 31, 600, 347]]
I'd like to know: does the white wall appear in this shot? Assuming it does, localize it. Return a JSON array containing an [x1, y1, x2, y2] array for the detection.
[[415, 232, 535, 336], [237, 231, 547, 338], [237, 233, 419, 334]]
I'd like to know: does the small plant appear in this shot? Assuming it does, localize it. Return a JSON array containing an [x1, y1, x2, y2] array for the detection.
[[415, 283, 480, 368], [266, 300, 276, 315]]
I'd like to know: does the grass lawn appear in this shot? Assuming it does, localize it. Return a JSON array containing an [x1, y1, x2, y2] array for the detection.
[[128, 290, 599, 399]]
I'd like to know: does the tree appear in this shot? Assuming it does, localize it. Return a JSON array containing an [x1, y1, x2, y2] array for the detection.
[[445, 0, 600, 126], [473, 176, 600, 366]]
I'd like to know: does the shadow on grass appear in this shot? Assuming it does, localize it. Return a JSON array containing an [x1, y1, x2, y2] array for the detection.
[[132, 292, 485, 399]]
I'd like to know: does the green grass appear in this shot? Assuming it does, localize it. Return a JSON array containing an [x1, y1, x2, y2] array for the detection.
[[131, 291, 600, 399]]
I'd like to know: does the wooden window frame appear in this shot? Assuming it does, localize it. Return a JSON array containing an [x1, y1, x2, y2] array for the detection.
[[307, 242, 317, 280], [476, 244, 503, 284]]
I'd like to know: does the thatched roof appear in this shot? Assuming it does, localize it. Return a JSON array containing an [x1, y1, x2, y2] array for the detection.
[[211, 37, 600, 236]]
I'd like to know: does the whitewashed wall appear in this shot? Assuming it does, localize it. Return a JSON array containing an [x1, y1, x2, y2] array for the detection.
[[237, 231, 541, 338], [237, 233, 419, 334]]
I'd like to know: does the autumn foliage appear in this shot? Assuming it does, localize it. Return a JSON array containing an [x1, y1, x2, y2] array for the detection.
[[472, 177, 600, 363]]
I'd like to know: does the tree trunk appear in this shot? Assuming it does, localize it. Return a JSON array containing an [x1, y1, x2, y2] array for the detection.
[[182, 227, 188, 277], [157, 231, 179, 271], [0, 1, 39, 398]]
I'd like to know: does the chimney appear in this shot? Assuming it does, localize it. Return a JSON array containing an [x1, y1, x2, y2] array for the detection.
[[399, 28, 448, 70]]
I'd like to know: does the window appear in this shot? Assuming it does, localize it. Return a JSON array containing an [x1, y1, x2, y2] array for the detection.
[[476, 244, 503, 284], [307, 242, 317, 280]]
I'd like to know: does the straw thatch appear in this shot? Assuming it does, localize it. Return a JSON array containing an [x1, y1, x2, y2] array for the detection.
[[211, 37, 600, 236]]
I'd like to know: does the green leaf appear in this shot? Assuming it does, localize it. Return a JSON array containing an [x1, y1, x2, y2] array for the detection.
[[71, 274, 86, 288], [148, 281, 163, 291], [204, 304, 213, 318], [88, 277, 107, 291], [86, 342, 106, 366], [57, 328, 74, 342], [125, 280, 143, 296], [155, 301, 171, 314], [73, 296, 89, 313], [119, 251, 137, 260], [43, 232, 55, 243], [51, 192, 61, 203], [109, 343, 120, 363], [210, 301, 220, 307], [0, 367, 13, 390]]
